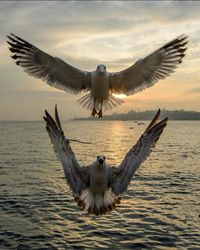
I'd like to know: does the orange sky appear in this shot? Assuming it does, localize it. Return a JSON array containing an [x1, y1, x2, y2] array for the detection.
[[0, 1, 200, 120]]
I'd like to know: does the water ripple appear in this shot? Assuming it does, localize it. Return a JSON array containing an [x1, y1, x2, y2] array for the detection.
[[0, 121, 200, 249]]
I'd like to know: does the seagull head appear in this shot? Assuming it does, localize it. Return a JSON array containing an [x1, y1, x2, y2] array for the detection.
[[96, 155, 106, 166], [96, 64, 106, 75]]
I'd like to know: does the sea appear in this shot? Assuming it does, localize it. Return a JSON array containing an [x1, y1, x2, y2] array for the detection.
[[0, 120, 199, 249]]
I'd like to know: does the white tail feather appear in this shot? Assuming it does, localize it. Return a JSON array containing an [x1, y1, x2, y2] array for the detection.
[[104, 95, 124, 111], [77, 93, 124, 112], [77, 93, 93, 110], [75, 188, 120, 215]]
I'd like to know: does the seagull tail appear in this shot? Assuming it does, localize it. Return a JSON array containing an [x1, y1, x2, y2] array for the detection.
[[77, 93, 124, 111], [74, 189, 120, 216], [103, 94, 124, 111], [77, 93, 93, 110]]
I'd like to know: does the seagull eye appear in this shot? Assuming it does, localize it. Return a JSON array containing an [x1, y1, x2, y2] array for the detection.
[[103, 156, 105, 160], [97, 156, 99, 159]]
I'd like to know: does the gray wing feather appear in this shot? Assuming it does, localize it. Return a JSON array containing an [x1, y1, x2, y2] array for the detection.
[[44, 105, 89, 195], [7, 34, 91, 94], [109, 109, 167, 195], [110, 35, 188, 95]]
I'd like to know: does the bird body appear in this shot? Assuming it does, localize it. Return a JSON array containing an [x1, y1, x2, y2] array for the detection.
[[91, 69, 110, 101], [89, 160, 109, 194], [8, 34, 188, 117], [89, 67, 111, 116], [44, 106, 167, 215]]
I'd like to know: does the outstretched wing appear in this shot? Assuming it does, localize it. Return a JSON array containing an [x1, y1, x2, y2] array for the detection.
[[44, 105, 89, 195], [109, 109, 167, 195], [7, 34, 91, 94], [110, 35, 188, 95]]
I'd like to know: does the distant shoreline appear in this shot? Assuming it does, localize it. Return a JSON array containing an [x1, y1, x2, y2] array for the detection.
[[72, 109, 200, 121], [1, 109, 200, 122]]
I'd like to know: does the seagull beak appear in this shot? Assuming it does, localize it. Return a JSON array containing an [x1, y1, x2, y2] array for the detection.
[[98, 65, 105, 75], [98, 159, 104, 165]]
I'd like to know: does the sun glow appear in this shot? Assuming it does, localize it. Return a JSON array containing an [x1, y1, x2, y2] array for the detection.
[[113, 94, 127, 99]]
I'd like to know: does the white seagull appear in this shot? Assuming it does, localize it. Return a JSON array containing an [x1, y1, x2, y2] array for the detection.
[[8, 34, 187, 117], [44, 106, 167, 215]]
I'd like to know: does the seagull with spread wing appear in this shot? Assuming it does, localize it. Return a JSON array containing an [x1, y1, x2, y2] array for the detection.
[[44, 106, 167, 215], [8, 33, 187, 118]]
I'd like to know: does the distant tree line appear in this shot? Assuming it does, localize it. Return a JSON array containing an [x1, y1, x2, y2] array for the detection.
[[74, 109, 200, 121]]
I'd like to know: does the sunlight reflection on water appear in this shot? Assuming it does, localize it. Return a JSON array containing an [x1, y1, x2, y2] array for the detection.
[[0, 120, 199, 249]]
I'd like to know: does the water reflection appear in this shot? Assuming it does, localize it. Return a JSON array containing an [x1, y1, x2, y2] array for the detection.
[[0, 121, 200, 249]]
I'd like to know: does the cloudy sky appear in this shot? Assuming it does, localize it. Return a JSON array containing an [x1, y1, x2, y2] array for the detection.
[[0, 1, 200, 120]]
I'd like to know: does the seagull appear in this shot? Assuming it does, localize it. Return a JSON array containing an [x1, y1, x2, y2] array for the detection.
[[44, 106, 167, 215], [8, 33, 188, 118], [134, 121, 145, 125]]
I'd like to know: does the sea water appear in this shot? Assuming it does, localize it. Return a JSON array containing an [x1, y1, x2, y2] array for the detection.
[[0, 120, 199, 249]]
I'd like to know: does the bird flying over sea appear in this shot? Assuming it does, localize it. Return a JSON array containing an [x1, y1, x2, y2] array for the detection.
[[8, 33, 188, 118], [134, 121, 145, 125], [44, 106, 167, 215]]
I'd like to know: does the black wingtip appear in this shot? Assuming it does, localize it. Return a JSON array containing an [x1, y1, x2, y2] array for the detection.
[[7, 34, 14, 39], [44, 108, 60, 134], [10, 33, 18, 39], [55, 104, 57, 115], [8, 33, 18, 41], [144, 109, 161, 134], [157, 108, 161, 118], [11, 54, 18, 60], [45, 110, 49, 117], [152, 116, 168, 134], [43, 115, 47, 122], [162, 117, 168, 124], [55, 104, 62, 131], [45, 109, 54, 123]]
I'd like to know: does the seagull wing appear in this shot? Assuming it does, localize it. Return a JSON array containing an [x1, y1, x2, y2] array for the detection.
[[109, 109, 167, 195], [110, 35, 188, 95], [44, 105, 89, 196], [7, 34, 91, 94]]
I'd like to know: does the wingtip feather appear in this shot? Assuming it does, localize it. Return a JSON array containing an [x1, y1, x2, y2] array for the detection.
[[55, 104, 62, 131], [144, 109, 161, 133]]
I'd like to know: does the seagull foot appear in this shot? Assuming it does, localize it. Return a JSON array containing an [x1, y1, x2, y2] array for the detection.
[[98, 109, 102, 118], [91, 107, 97, 117]]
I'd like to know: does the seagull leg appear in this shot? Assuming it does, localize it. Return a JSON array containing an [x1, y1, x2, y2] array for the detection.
[[91, 107, 97, 117], [91, 98, 97, 117], [98, 100, 103, 118], [98, 109, 102, 118]]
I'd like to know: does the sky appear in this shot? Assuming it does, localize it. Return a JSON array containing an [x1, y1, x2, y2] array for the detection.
[[0, 1, 200, 121]]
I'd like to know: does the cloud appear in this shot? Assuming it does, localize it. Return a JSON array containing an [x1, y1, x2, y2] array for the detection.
[[1, 1, 200, 120], [2, 1, 199, 39], [187, 88, 200, 94]]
